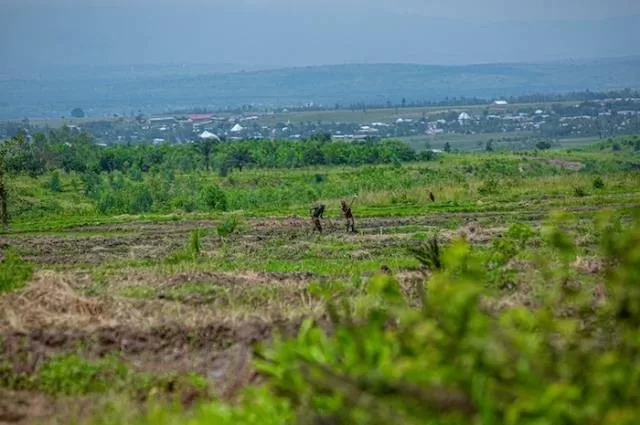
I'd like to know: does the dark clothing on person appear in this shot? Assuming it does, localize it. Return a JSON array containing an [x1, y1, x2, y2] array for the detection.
[[310, 204, 325, 233]]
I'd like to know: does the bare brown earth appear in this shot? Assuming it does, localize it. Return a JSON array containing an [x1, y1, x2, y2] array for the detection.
[[544, 157, 586, 171]]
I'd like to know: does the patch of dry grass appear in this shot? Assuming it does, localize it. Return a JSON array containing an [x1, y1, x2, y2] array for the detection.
[[0, 269, 329, 333]]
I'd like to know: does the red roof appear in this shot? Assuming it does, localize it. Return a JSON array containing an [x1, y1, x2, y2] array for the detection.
[[188, 114, 213, 121]]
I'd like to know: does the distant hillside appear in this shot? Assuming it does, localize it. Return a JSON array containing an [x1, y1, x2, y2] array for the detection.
[[1, 57, 639, 120]]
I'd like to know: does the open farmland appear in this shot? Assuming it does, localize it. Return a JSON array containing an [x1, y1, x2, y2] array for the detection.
[[1, 136, 640, 424]]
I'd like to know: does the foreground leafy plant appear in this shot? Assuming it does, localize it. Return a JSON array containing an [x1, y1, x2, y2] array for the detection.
[[217, 216, 238, 241], [189, 229, 202, 258], [407, 234, 443, 271], [253, 210, 640, 425]]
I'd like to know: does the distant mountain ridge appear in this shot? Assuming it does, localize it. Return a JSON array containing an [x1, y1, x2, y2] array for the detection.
[[1, 56, 639, 120]]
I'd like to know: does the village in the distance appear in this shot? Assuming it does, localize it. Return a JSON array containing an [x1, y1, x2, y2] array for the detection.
[[2, 92, 639, 152]]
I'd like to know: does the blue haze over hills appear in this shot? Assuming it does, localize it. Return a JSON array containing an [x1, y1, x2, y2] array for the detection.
[[1, 1, 639, 119]]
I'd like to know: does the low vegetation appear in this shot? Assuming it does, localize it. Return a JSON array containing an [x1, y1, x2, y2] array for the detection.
[[0, 248, 33, 293], [0, 133, 639, 424]]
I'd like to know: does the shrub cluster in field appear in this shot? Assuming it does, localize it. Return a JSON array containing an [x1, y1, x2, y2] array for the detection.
[[74, 210, 640, 425], [593, 136, 640, 153]]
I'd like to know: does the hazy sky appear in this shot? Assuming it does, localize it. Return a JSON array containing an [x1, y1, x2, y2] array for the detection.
[[1, 0, 639, 69]]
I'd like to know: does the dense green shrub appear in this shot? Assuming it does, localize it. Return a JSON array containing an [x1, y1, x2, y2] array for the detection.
[[505, 222, 537, 249], [48, 170, 62, 192], [593, 176, 605, 189], [129, 185, 154, 214], [478, 177, 500, 195], [200, 185, 228, 211], [573, 186, 587, 197]]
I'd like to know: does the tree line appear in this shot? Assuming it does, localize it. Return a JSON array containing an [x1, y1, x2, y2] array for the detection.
[[2, 129, 427, 178], [0, 129, 433, 220]]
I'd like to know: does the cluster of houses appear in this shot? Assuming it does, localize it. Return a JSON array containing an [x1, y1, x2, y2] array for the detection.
[[6, 98, 636, 146], [129, 99, 640, 144]]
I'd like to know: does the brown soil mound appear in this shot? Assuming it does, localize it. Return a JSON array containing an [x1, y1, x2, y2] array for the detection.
[[442, 222, 504, 244], [545, 158, 585, 171], [572, 256, 604, 274], [0, 390, 53, 424]]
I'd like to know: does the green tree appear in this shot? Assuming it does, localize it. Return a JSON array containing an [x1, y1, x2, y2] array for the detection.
[[193, 139, 218, 171], [302, 144, 325, 165], [225, 146, 255, 171], [49, 170, 62, 192], [309, 132, 331, 143], [0, 135, 24, 231], [485, 140, 494, 152], [443, 142, 451, 153], [535, 140, 552, 150], [70, 108, 85, 118], [129, 185, 154, 214]]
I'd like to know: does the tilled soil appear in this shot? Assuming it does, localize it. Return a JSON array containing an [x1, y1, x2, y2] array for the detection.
[[0, 318, 310, 424], [6, 205, 628, 267], [0, 319, 298, 374], [7, 233, 183, 265], [0, 390, 54, 425]]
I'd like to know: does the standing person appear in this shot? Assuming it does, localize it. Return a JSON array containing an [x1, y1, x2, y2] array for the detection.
[[341, 198, 357, 233], [310, 204, 325, 233]]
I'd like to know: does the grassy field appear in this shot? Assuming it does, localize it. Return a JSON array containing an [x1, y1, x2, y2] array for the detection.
[[1, 140, 640, 423], [254, 102, 580, 126], [398, 133, 604, 152], [16, 101, 576, 129]]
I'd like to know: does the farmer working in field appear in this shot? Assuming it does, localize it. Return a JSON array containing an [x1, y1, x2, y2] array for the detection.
[[310, 204, 326, 233], [341, 196, 357, 233]]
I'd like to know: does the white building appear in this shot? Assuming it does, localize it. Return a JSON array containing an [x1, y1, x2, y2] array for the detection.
[[199, 130, 220, 141], [458, 112, 472, 125]]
